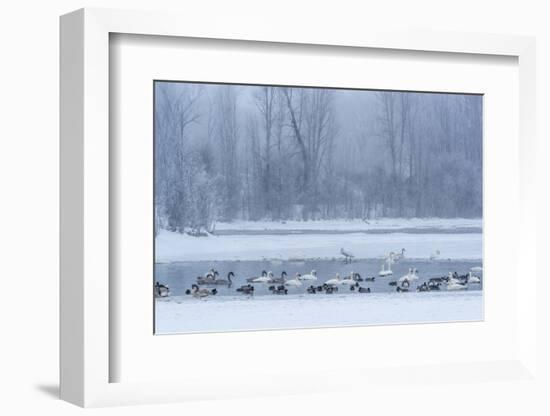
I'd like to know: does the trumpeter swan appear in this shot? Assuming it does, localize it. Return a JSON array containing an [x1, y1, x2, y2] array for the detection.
[[379, 260, 393, 277], [284, 273, 303, 287], [325, 273, 344, 286], [300, 270, 318, 281], [468, 272, 481, 283], [430, 250, 440, 261]]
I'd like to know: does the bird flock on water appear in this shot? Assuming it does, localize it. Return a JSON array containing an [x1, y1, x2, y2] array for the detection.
[[154, 247, 482, 299]]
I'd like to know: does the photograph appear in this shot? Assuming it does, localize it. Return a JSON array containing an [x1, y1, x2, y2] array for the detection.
[[153, 81, 483, 334]]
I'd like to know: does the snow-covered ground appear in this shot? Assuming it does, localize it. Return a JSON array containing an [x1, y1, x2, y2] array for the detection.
[[155, 290, 483, 334], [215, 218, 482, 232], [156, 230, 482, 262]]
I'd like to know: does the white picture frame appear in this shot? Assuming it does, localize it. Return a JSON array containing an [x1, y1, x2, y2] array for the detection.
[[60, 7, 537, 407]]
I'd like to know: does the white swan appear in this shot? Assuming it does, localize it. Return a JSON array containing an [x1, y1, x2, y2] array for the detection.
[[447, 272, 461, 285], [447, 281, 468, 291], [398, 268, 414, 283], [255, 272, 274, 283], [300, 270, 318, 281], [284, 273, 303, 287], [341, 274, 357, 285], [468, 272, 481, 284], [393, 248, 406, 261], [430, 250, 440, 261], [379, 260, 393, 277], [325, 273, 344, 286]]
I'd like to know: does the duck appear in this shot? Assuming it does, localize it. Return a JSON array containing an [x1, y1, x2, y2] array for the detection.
[[247, 270, 268, 283], [416, 282, 430, 292], [271, 286, 288, 295], [300, 270, 318, 281], [284, 273, 303, 287], [341, 247, 355, 263], [388, 281, 397, 286], [155, 282, 170, 298], [365, 276, 375, 282], [236, 284, 255, 295], [468, 272, 481, 284], [430, 250, 441, 261], [324, 273, 343, 286], [357, 286, 371, 293], [307, 285, 317, 294]]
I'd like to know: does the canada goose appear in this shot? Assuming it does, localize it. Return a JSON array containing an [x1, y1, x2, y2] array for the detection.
[[341, 247, 355, 263], [357, 287, 371, 293], [247, 270, 268, 283], [270, 271, 287, 284], [300, 270, 318, 281], [430, 250, 441, 261], [191, 284, 213, 299], [212, 271, 234, 286], [285, 273, 303, 287], [468, 272, 481, 284], [155, 282, 170, 297], [325, 273, 343, 286]]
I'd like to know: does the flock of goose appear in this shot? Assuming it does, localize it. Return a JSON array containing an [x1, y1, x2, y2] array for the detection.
[[153, 247, 482, 299]]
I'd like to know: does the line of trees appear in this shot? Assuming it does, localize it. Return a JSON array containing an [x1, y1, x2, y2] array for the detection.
[[154, 82, 482, 234]]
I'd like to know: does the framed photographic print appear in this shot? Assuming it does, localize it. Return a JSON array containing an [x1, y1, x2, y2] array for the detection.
[[60, 8, 538, 408], [153, 81, 484, 335]]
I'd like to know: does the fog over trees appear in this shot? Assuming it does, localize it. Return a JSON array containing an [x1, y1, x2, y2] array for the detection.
[[155, 82, 482, 234]]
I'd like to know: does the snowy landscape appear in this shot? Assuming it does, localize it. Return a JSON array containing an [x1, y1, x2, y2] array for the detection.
[[154, 81, 483, 334]]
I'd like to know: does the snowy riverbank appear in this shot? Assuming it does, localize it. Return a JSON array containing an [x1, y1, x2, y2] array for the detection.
[[155, 290, 483, 334], [156, 230, 482, 262], [215, 218, 482, 232]]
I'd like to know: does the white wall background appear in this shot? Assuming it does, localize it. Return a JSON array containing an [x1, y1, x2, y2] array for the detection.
[[0, 0, 548, 414]]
